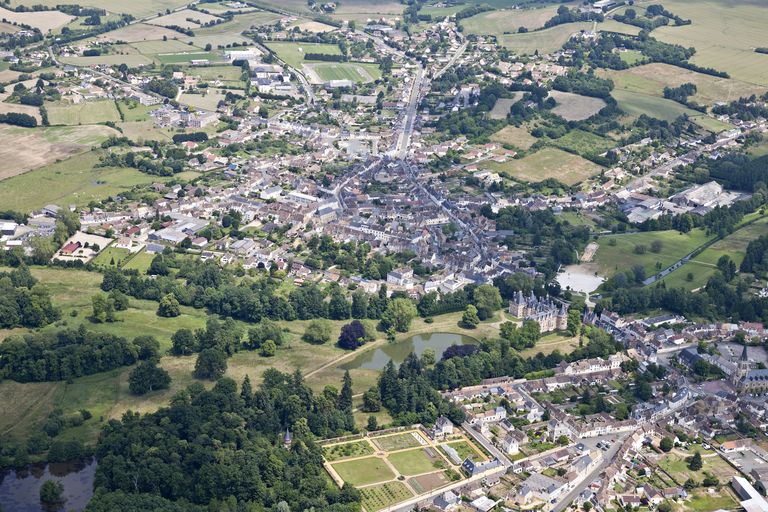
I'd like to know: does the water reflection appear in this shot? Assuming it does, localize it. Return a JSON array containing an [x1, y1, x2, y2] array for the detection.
[[0, 458, 96, 512], [340, 332, 477, 371]]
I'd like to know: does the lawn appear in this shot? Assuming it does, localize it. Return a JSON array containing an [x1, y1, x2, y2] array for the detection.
[[308, 62, 381, 83], [156, 52, 220, 64], [372, 431, 424, 452], [547, 129, 615, 157], [684, 489, 739, 512], [122, 250, 155, 273], [490, 124, 537, 149], [46, 100, 121, 126], [461, 4, 561, 36], [179, 91, 227, 111], [518, 332, 580, 358], [130, 38, 201, 55], [0, 150, 174, 212], [445, 440, 486, 462], [498, 22, 593, 55], [619, 50, 645, 65], [480, 147, 603, 185], [653, 0, 768, 87], [264, 41, 342, 68], [360, 481, 413, 512], [593, 229, 714, 277], [324, 440, 375, 462], [657, 450, 738, 484], [331, 456, 395, 486], [599, 63, 766, 107], [91, 246, 132, 268], [387, 448, 439, 476]]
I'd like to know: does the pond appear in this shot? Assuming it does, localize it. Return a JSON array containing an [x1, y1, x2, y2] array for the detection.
[[0, 458, 96, 512], [339, 332, 477, 371]]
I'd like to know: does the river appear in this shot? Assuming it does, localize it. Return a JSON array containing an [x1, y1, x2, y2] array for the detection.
[[0, 458, 96, 512], [339, 332, 476, 371]]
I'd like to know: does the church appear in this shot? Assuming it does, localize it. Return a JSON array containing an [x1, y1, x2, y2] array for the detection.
[[508, 291, 568, 333], [732, 345, 768, 394]]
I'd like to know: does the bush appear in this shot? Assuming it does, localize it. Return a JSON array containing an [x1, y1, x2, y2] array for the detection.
[[40, 480, 64, 505]]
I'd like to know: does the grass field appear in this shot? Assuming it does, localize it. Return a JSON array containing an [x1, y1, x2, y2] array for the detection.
[[130, 38, 201, 55], [0, 125, 117, 180], [498, 22, 592, 55], [46, 100, 121, 125], [372, 432, 424, 452], [490, 124, 537, 149], [519, 332, 580, 358], [265, 41, 342, 68], [324, 440, 375, 462], [610, 89, 732, 132], [0, 150, 173, 211], [14, 0, 191, 19], [593, 229, 714, 277], [653, 0, 768, 87], [387, 448, 438, 476], [360, 482, 413, 512], [156, 51, 220, 64], [445, 440, 486, 462], [480, 147, 602, 185], [547, 129, 615, 156], [596, 19, 641, 36], [549, 91, 607, 121], [307, 62, 381, 84], [600, 63, 767, 107], [178, 91, 227, 111], [488, 95, 520, 120], [657, 449, 739, 484], [149, 9, 221, 30], [461, 5, 560, 36], [122, 250, 154, 273], [332, 456, 395, 486], [94, 23, 182, 43], [91, 246, 132, 268], [60, 54, 153, 67], [183, 10, 281, 48]]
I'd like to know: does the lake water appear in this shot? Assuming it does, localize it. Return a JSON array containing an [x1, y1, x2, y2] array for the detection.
[[556, 264, 605, 294], [339, 332, 477, 371], [0, 458, 96, 512]]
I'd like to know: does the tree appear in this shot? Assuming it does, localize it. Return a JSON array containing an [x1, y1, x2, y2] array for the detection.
[[194, 348, 227, 380], [717, 254, 737, 281], [338, 370, 353, 412], [128, 360, 171, 395], [171, 328, 196, 355], [473, 284, 502, 320], [260, 339, 276, 357], [303, 319, 333, 344], [337, 320, 367, 349], [91, 293, 116, 323], [688, 451, 703, 471], [422, 348, 436, 365], [660, 437, 673, 452], [367, 415, 377, 431], [40, 480, 64, 506], [650, 240, 663, 253], [362, 387, 381, 412], [567, 308, 581, 336], [381, 298, 417, 332], [157, 293, 180, 317], [461, 304, 480, 328]]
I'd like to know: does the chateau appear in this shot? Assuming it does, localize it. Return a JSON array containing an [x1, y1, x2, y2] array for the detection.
[[509, 291, 568, 333]]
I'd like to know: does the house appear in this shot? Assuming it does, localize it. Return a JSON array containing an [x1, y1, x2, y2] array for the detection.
[[434, 491, 460, 510], [501, 430, 528, 455], [470, 496, 497, 512], [518, 473, 568, 505], [428, 416, 454, 440]]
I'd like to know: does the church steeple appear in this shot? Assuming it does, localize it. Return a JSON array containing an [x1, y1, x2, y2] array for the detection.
[[740, 344, 749, 362]]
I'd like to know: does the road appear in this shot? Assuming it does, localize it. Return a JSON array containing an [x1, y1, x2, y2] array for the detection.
[[462, 422, 513, 467], [393, 66, 424, 159], [433, 40, 468, 80]]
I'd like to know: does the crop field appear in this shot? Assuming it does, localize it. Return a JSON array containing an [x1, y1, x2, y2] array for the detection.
[[130, 38, 202, 55], [488, 95, 520, 120], [265, 41, 342, 68], [0, 98, 42, 122], [0, 125, 117, 180], [372, 431, 425, 452], [331, 456, 395, 486], [14, 0, 191, 19], [498, 22, 592, 55], [0, 6, 74, 31], [461, 5, 561, 36], [360, 482, 413, 512], [149, 9, 222, 30], [93, 23, 181, 43], [0, 150, 172, 211], [481, 147, 602, 185], [306, 62, 381, 84], [600, 63, 767, 106], [387, 448, 441, 476], [60, 54, 153, 67], [610, 89, 731, 132], [183, 10, 281, 48], [548, 129, 615, 156], [593, 229, 714, 277], [549, 91, 607, 121], [653, 0, 768, 87], [46, 100, 121, 125]]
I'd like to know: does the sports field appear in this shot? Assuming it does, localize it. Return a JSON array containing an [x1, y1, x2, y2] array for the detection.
[[306, 62, 381, 84], [265, 41, 342, 68], [461, 5, 560, 36], [498, 22, 592, 55], [46, 100, 121, 126], [332, 456, 395, 486], [130, 38, 201, 55], [600, 63, 767, 107], [480, 147, 602, 185], [593, 229, 714, 277], [653, 0, 768, 87], [549, 91, 607, 121], [156, 52, 220, 64]]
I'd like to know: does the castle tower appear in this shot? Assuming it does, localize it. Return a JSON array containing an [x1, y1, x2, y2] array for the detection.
[[510, 290, 526, 317]]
